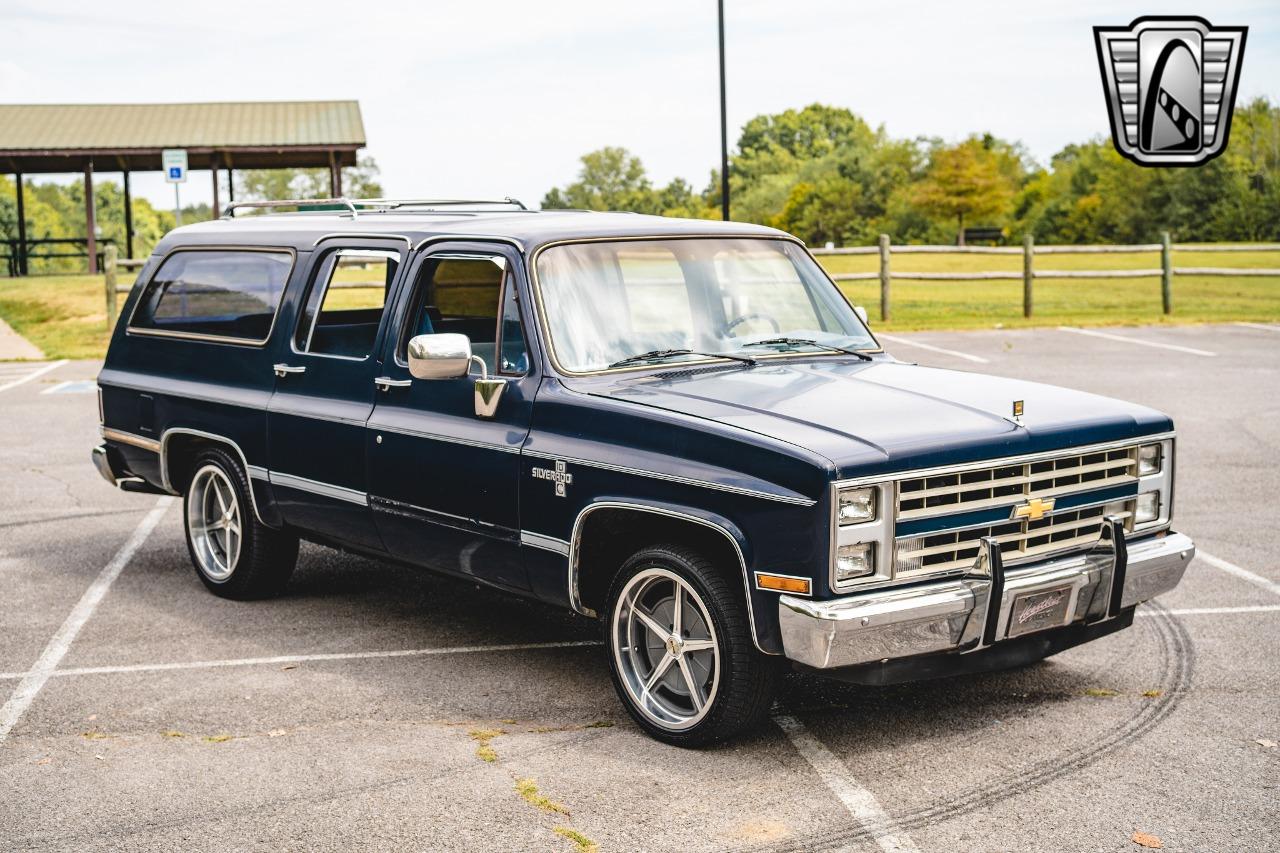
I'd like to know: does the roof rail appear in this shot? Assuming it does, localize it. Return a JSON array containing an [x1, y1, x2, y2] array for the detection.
[[221, 197, 527, 219], [360, 197, 529, 211]]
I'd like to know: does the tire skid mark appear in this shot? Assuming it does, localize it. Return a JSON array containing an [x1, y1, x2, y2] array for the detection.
[[754, 603, 1194, 853], [13, 723, 617, 849]]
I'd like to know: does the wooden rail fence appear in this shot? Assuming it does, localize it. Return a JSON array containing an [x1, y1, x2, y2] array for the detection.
[[811, 232, 1280, 321], [103, 234, 1280, 327]]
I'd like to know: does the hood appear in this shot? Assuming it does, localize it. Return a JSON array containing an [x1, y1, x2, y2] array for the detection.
[[569, 359, 1172, 478]]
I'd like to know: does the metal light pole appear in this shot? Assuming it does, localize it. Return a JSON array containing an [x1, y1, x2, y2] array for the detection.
[[718, 0, 729, 221]]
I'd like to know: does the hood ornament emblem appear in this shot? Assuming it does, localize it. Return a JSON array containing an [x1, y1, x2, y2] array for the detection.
[[1011, 399, 1026, 427]]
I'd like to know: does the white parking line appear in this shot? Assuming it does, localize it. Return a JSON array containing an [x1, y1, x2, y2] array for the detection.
[[0, 639, 604, 682], [877, 334, 990, 364], [1234, 322, 1280, 333], [0, 359, 68, 394], [1196, 550, 1280, 598], [0, 497, 172, 744], [774, 710, 919, 853], [1058, 326, 1216, 357], [1139, 605, 1280, 617]]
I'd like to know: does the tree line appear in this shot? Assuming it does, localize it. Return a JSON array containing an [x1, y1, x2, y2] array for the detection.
[[542, 100, 1280, 246]]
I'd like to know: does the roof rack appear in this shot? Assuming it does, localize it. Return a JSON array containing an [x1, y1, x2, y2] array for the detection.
[[221, 197, 527, 219]]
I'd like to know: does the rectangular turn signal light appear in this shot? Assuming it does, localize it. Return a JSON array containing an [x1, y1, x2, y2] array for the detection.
[[754, 572, 812, 595]]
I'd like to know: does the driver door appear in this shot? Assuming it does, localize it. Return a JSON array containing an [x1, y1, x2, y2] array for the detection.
[[365, 242, 536, 590]]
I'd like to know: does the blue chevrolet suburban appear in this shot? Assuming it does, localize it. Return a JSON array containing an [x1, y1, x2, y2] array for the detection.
[[92, 199, 1194, 745]]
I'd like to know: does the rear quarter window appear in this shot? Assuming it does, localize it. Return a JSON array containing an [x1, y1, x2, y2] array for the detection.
[[130, 249, 294, 343]]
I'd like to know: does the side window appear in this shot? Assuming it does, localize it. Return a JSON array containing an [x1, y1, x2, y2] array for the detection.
[[295, 249, 399, 359], [131, 249, 293, 342], [401, 256, 528, 375]]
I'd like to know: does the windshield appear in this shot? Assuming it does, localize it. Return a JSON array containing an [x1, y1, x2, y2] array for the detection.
[[534, 238, 877, 373]]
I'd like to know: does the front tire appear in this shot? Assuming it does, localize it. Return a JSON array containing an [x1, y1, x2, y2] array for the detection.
[[604, 544, 781, 747], [183, 448, 298, 599]]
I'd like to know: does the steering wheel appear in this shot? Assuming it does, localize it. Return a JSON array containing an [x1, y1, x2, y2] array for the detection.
[[724, 312, 781, 335]]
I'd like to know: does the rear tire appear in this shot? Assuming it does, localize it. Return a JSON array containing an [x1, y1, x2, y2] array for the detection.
[[182, 448, 298, 599], [604, 544, 782, 747]]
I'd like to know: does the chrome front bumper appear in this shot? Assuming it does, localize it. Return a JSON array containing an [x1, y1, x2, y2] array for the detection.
[[779, 524, 1194, 670]]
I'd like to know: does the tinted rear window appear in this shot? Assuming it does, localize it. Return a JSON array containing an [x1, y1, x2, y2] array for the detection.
[[130, 249, 293, 342]]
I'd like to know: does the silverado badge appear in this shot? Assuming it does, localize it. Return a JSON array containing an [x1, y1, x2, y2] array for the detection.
[[532, 460, 573, 497]]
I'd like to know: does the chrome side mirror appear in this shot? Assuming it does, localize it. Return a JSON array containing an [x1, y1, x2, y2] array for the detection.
[[405, 332, 507, 418], [407, 333, 472, 379], [854, 305, 869, 324]]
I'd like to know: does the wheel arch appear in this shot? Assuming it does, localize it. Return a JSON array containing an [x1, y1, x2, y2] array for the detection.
[[570, 500, 774, 654], [160, 428, 272, 526]]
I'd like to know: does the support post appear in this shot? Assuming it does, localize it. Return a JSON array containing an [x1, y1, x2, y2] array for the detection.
[[878, 234, 891, 323], [227, 167, 235, 203], [329, 152, 342, 198], [15, 172, 27, 275], [211, 157, 220, 220], [717, 0, 729, 221], [1161, 230, 1173, 315], [1022, 233, 1034, 318], [122, 170, 134, 261], [84, 161, 98, 274], [104, 244, 118, 329]]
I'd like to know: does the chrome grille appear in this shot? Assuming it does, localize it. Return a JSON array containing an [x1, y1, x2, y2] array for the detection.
[[892, 445, 1141, 579], [897, 447, 1138, 520], [895, 501, 1135, 576]]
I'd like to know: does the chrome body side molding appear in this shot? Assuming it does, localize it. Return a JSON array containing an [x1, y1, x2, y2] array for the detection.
[[268, 471, 369, 506], [520, 531, 571, 555], [101, 427, 161, 453], [524, 448, 816, 507]]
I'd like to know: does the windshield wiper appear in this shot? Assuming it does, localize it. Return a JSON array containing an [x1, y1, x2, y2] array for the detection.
[[741, 337, 874, 362], [608, 348, 758, 369]]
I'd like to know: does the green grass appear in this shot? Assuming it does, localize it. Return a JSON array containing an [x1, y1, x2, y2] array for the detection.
[[817, 248, 1280, 330], [0, 274, 114, 360], [2, 246, 1276, 360]]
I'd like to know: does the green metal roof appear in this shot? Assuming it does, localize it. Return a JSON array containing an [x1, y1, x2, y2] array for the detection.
[[0, 101, 365, 151]]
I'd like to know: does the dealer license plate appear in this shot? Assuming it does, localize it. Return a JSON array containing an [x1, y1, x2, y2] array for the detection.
[[1007, 584, 1074, 638]]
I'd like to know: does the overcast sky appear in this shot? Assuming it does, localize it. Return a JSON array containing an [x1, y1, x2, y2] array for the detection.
[[3, 0, 1276, 211]]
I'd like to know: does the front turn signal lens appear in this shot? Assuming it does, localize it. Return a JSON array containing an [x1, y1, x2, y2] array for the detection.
[[755, 573, 812, 595]]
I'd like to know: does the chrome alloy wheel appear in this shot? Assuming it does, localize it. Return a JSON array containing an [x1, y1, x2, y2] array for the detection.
[[186, 464, 242, 582], [611, 567, 720, 731]]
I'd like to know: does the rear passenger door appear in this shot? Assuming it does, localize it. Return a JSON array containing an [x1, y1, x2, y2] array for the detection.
[[266, 240, 407, 550], [366, 242, 536, 590]]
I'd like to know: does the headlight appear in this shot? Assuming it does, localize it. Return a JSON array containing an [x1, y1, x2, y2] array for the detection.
[[835, 542, 875, 582], [1137, 443, 1162, 476], [838, 487, 876, 525], [1135, 491, 1161, 524]]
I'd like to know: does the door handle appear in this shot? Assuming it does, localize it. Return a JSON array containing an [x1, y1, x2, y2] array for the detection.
[[374, 376, 412, 391], [273, 363, 306, 378]]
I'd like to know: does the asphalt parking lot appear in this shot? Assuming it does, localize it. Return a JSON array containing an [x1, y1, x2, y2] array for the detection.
[[1, 323, 1277, 853]]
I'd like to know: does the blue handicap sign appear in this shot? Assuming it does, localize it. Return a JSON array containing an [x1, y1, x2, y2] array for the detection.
[[168, 166, 183, 179]]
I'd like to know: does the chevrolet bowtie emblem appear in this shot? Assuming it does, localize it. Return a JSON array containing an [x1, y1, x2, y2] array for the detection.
[[1012, 497, 1055, 521]]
